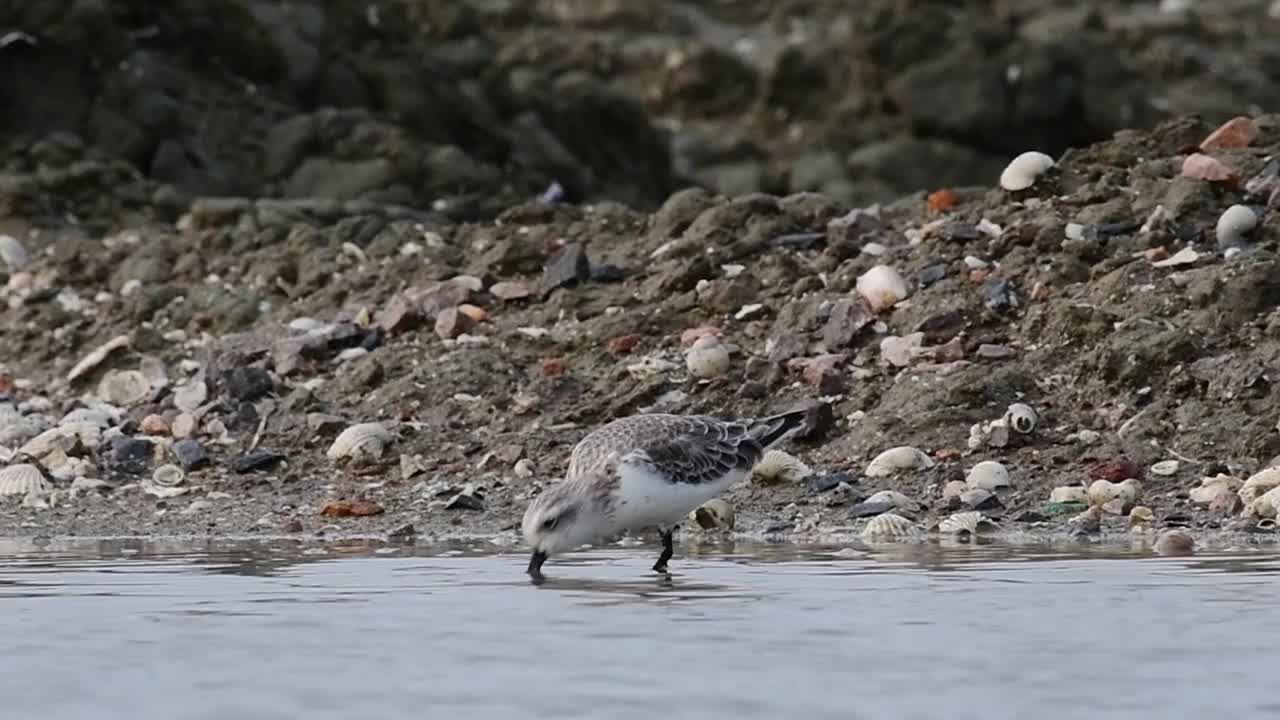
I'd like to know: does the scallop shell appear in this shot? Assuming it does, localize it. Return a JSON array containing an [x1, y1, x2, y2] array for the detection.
[[1239, 467, 1280, 505], [97, 370, 153, 406], [1005, 403, 1037, 434], [999, 151, 1055, 191], [965, 460, 1011, 491], [865, 446, 934, 478], [937, 511, 999, 535], [326, 422, 393, 460], [0, 233, 31, 270], [685, 336, 731, 379], [1215, 204, 1258, 248], [0, 463, 51, 498], [1049, 485, 1089, 504], [689, 498, 735, 529], [751, 449, 813, 484], [865, 489, 915, 510], [861, 512, 919, 540], [855, 265, 911, 312]]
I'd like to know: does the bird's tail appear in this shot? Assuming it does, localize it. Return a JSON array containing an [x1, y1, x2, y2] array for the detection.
[[747, 407, 810, 449]]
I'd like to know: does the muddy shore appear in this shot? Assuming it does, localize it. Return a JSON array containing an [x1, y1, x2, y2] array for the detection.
[[2, 1, 1280, 551]]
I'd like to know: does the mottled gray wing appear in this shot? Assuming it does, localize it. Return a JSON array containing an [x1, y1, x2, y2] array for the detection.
[[620, 416, 764, 485]]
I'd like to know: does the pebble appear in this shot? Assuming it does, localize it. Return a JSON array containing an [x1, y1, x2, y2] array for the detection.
[[807, 472, 853, 494], [976, 343, 1015, 359], [865, 446, 934, 478], [140, 414, 170, 436], [855, 265, 910, 312], [981, 277, 1018, 311], [686, 335, 730, 379], [222, 367, 274, 401], [172, 438, 210, 470], [232, 450, 285, 473], [1180, 153, 1238, 183], [1153, 529, 1195, 556], [999, 151, 1054, 191], [541, 242, 590, 293], [1199, 116, 1258, 151], [0, 234, 31, 270], [965, 460, 1011, 491], [918, 263, 948, 287], [1215, 204, 1258, 249]]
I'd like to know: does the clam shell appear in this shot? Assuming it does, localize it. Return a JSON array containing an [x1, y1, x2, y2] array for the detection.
[[965, 460, 1011, 491], [937, 511, 999, 535], [97, 370, 152, 406], [865, 446, 934, 478], [999, 151, 1055, 191], [0, 463, 51, 498], [752, 449, 812, 484], [151, 464, 186, 488], [1150, 460, 1180, 476], [326, 422, 392, 460], [689, 498, 735, 529], [855, 265, 910, 312], [861, 512, 919, 540], [866, 489, 914, 510], [1215, 204, 1258, 248], [1005, 403, 1037, 434]]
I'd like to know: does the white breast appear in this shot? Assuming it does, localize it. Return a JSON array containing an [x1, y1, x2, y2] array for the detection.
[[610, 461, 746, 531]]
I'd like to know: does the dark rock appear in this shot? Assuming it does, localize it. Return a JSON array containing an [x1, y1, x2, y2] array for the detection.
[[821, 298, 875, 349], [847, 500, 894, 519], [767, 332, 808, 363], [387, 523, 417, 541], [1013, 510, 1048, 523], [172, 438, 209, 470], [808, 472, 855, 494], [763, 520, 795, 534], [223, 366, 274, 401], [541, 242, 591, 293], [918, 263, 948, 287], [982, 278, 1019, 311], [589, 263, 627, 282], [915, 310, 966, 345], [942, 222, 980, 242], [231, 450, 286, 474], [110, 436, 153, 468], [445, 489, 485, 511]]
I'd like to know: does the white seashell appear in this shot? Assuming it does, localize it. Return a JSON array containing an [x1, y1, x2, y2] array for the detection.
[[66, 334, 131, 383], [0, 463, 51, 497], [999, 151, 1055, 191], [327, 422, 393, 460], [685, 336, 731, 379], [965, 460, 1011, 491], [855, 265, 911, 312], [513, 458, 535, 479], [1239, 467, 1280, 505], [689, 498, 735, 529], [0, 234, 31, 270], [866, 489, 915, 510], [865, 446, 934, 478], [1215, 204, 1258, 248], [938, 511, 999, 535], [1150, 460, 1180, 476], [752, 449, 812, 484], [861, 512, 919, 540], [151, 464, 185, 488], [1049, 485, 1089, 504], [1088, 478, 1140, 506], [1005, 403, 1037, 434], [97, 370, 153, 406]]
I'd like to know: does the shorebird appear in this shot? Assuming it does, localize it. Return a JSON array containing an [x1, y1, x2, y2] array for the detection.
[[521, 408, 810, 580]]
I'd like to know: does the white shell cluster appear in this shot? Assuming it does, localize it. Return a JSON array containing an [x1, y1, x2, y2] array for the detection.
[[327, 422, 393, 461], [855, 265, 910, 312], [864, 446, 934, 478], [751, 449, 812, 484], [999, 151, 1055, 191], [685, 335, 731, 379], [861, 512, 920, 541]]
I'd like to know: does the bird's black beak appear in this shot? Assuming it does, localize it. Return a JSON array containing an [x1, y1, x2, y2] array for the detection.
[[527, 549, 548, 580]]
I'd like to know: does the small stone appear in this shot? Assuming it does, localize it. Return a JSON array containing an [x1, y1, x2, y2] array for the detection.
[[171, 413, 197, 438], [541, 242, 590, 293], [232, 450, 286, 473], [961, 488, 1002, 510], [847, 500, 894, 519], [111, 436, 153, 466], [172, 438, 209, 470], [1209, 491, 1242, 514], [285, 519, 305, 533], [1180, 153, 1238, 184], [808, 472, 854, 494], [445, 487, 485, 511], [680, 326, 722, 348], [540, 358, 567, 377], [387, 523, 415, 540], [140, 414, 170, 436], [821, 298, 875, 349], [222, 367, 274, 402], [926, 189, 959, 211], [320, 499, 385, 517], [1154, 529, 1195, 556], [918, 263, 948, 287], [434, 306, 474, 339], [491, 281, 532, 301], [1089, 458, 1142, 482], [1199, 116, 1259, 151], [788, 354, 844, 388], [306, 413, 345, 434], [976, 343, 1016, 359], [982, 278, 1018, 311], [607, 334, 642, 355], [457, 304, 488, 323], [514, 458, 535, 479]]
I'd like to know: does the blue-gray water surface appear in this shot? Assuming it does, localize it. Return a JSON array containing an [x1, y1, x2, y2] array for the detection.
[[2, 537, 1277, 720]]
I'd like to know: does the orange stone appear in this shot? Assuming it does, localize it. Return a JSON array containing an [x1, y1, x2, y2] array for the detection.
[[679, 325, 721, 348], [1181, 153, 1238, 183], [1199, 116, 1259, 151], [140, 414, 171, 436], [607, 334, 641, 355], [926, 189, 959, 211], [540, 358, 567, 377]]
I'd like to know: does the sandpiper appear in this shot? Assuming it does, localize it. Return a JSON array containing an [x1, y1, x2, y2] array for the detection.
[[521, 407, 810, 580]]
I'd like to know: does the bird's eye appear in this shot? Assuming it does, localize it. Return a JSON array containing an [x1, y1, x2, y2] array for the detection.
[[542, 516, 558, 531]]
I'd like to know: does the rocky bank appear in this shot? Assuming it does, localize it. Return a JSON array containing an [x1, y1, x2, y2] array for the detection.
[[2, 1, 1280, 551]]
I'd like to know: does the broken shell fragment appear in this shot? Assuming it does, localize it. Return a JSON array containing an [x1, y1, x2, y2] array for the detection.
[[752, 449, 813, 484], [861, 512, 919, 541], [1005, 403, 1037, 434], [0, 464, 51, 498], [690, 498, 735, 529], [1049, 485, 1089, 504], [965, 460, 1011, 491], [865, 446, 934, 478], [685, 335, 731, 379], [1190, 474, 1240, 505], [151, 464, 185, 487], [326, 422, 393, 461], [855, 265, 911, 312], [96, 370, 152, 406], [1150, 460, 1179, 476], [1215, 204, 1258, 249], [937, 511, 999, 535], [999, 151, 1055, 191]]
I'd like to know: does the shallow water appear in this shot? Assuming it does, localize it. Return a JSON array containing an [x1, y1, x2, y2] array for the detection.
[[2, 537, 1278, 720]]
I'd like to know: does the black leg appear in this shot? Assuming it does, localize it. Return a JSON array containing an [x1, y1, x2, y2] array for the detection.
[[653, 527, 675, 573]]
